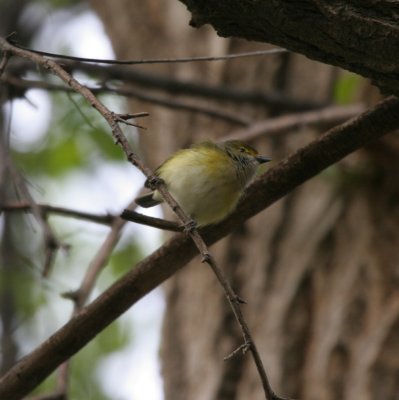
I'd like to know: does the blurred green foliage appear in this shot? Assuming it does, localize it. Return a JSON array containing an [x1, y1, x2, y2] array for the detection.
[[7, 87, 144, 399], [13, 92, 126, 177], [1, 1, 151, 399], [333, 72, 362, 104], [110, 241, 143, 277], [31, 321, 131, 400]]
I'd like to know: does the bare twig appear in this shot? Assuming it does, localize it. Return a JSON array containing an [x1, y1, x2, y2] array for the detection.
[[222, 103, 366, 141], [68, 200, 135, 308], [7, 59, 325, 111], [117, 112, 150, 120], [6, 75, 359, 134], [10, 41, 288, 64], [0, 50, 10, 76], [2, 75, 250, 125], [224, 342, 250, 360], [1, 202, 115, 225], [54, 202, 135, 398], [0, 37, 282, 400], [71, 63, 326, 111], [112, 112, 146, 129], [151, 181, 286, 400], [6, 158, 63, 276], [1, 202, 182, 231], [120, 209, 181, 232], [199, 252, 281, 399], [1, 90, 398, 399], [107, 86, 250, 126]]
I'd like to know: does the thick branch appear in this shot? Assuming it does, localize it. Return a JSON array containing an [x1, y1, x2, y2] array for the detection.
[[178, 0, 399, 95], [1, 95, 398, 399]]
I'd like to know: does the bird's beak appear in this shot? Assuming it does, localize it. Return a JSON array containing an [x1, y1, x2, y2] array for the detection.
[[256, 155, 272, 164]]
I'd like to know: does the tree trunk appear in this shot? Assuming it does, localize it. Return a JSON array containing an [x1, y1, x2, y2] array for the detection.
[[178, 0, 399, 96], [90, 2, 399, 399]]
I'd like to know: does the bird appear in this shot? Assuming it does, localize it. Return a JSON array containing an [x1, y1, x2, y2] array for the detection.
[[135, 140, 271, 227]]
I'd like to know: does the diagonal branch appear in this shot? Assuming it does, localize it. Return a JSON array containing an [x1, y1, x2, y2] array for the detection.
[[0, 37, 285, 400], [222, 103, 365, 141], [0, 92, 398, 398]]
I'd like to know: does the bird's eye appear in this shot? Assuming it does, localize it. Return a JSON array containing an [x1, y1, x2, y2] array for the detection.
[[239, 147, 246, 153]]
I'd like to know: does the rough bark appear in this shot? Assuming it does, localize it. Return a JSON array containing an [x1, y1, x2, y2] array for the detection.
[[179, 0, 399, 96], [88, 2, 399, 400]]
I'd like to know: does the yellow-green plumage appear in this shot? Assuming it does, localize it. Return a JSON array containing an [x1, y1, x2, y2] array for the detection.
[[135, 141, 271, 226]]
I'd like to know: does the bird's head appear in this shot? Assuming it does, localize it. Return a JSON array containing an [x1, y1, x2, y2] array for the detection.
[[223, 140, 272, 165]]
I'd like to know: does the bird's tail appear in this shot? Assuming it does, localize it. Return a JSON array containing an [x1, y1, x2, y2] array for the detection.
[[135, 192, 162, 208]]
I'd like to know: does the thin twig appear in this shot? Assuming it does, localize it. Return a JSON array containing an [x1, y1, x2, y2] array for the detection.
[[224, 342, 250, 361], [120, 209, 181, 232], [7, 60, 325, 111], [0, 201, 183, 232], [222, 103, 366, 141], [0, 37, 281, 400], [1, 202, 115, 225], [4, 72, 363, 135], [200, 252, 280, 398], [68, 200, 136, 308], [56, 200, 136, 398], [112, 112, 146, 129], [69, 63, 325, 111], [0, 50, 10, 76], [6, 157, 63, 276], [10, 41, 288, 64], [1, 202, 182, 231], [118, 112, 150, 120], [2, 76, 250, 125]]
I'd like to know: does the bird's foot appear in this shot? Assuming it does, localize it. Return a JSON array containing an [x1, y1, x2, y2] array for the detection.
[[146, 175, 164, 190], [181, 218, 198, 233]]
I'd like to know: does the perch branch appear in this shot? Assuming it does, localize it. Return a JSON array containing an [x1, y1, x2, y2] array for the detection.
[[1, 202, 182, 231], [0, 37, 283, 400]]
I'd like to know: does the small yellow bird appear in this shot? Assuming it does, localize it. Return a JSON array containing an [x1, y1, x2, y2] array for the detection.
[[135, 140, 271, 226]]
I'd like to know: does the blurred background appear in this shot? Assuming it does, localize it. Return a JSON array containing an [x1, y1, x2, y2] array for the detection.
[[1, 1, 165, 399], [1, 1, 399, 400]]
